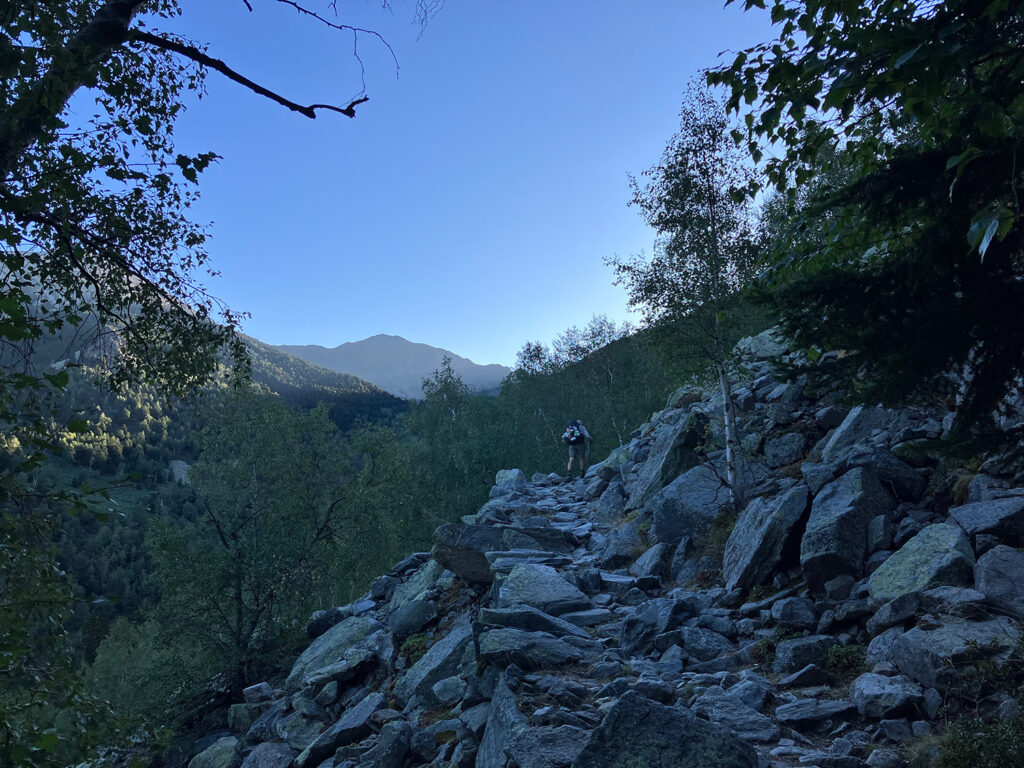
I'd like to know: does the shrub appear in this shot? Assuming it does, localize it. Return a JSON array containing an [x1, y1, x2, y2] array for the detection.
[[825, 644, 867, 678]]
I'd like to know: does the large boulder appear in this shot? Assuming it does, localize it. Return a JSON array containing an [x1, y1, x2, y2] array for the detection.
[[800, 468, 895, 593], [284, 615, 381, 691], [394, 621, 474, 706], [496, 563, 590, 616], [950, 497, 1024, 546], [591, 481, 627, 524], [294, 692, 386, 768], [648, 465, 732, 547], [773, 635, 837, 673], [837, 446, 928, 502], [867, 523, 975, 602], [188, 737, 240, 768], [571, 691, 757, 768], [820, 405, 895, 463], [892, 617, 1021, 692], [764, 433, 807, 469], [495, 468, 528, 493], [975, 545, 1024, 616], [239, 743, 295, 768], [477, 675, 587, 768], [691, 687, 779, 743], [723, 485, 809, 593], [625, 411, 708, 512], [431, 524, 506, 584], [849, 673, 924, 719], [478, 627, 584, 668], [619, 598, 696, 657], [389, 558, 449, 612]]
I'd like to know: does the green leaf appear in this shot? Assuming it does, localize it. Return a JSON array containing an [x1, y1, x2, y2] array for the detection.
[[67, 417, 89, 434]]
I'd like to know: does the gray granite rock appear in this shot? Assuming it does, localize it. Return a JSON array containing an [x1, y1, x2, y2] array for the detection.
[[389, 559, 449, 612], [478, 627, 583, 668], [388, 599, 438, 639], [619, 598, 696, 657], [837, 446, 927, 502], [293, 691, 386, 768], [723, 485, 809, 593], [497, 563, 590, 616], [765, 433, 807, 468], [774, 698, 857, 727], [239, 743, 295, 768], [591, 481, 627, 525], [820, 405, 894, 463], [975, 545, 1024, 617], [648, 465, 732, 547], [356, 720, 411, 768], [949, 497, 1024, 546], [866, 593, 921, 636], [285, 615, 382, 691], [867, 523, 975, 602], [893, 617, 1021, 691], [679, 626, 735, 662], [189, 737, 240, 768], [849, 673, 924, 719], [572, 691, 757, 767], [478, 604, 590, 638], [394, 621, 473, 706], [773, 635, 837, 673], [800, 468, 895, 594], [692, 686, 780, 743], [629, 542, 669, 579], [772, 597, 818, 630], [625, 411, 709, 512]]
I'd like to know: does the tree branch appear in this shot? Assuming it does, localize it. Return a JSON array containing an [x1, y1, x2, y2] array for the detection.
[[0, 0, 149, 180], [129, 31, 369, 119]]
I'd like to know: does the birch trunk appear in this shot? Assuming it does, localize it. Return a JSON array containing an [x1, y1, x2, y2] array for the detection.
[[716, 360, 741, 511]]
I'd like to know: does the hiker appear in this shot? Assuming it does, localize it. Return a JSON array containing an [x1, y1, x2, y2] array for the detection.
[[562, 419, 592, 479]]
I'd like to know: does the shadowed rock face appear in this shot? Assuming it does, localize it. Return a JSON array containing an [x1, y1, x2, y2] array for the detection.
[[800, 467, 895, 593], [207, 331, 1024, 768], [571, 691, 757, 768]]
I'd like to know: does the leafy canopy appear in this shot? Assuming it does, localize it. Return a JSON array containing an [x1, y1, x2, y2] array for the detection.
[[710, 0, 1024, 426]]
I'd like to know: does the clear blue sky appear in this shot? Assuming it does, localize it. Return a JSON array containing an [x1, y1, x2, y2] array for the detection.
[[162, 1, 774, 367]]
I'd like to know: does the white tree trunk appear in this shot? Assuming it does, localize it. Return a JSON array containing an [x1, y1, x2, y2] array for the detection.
[[717, 360, 741, 511]]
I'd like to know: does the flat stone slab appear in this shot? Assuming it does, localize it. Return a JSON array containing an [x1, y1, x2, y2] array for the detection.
[[775, 698, 857, 727], [950, 497, 1024, 546], [478, 605, 590, 638], [867, 523, 974, 602], [496, 563, 590, 616], [478, 627, 584, 668]]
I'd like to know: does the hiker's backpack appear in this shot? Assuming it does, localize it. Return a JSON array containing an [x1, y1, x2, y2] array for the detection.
[[563, 423, 584, 445]]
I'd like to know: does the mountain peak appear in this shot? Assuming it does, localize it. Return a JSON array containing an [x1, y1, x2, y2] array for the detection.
[[275, 335, 510, 400]]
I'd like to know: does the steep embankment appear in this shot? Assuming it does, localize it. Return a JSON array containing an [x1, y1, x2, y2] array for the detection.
[[188, 331, 1024, 768]]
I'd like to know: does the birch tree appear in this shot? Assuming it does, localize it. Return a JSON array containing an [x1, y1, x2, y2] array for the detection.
[[609, 80, 761, 509]]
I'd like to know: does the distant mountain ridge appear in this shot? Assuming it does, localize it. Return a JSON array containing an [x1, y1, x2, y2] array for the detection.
[[275, 334, 511, 400]]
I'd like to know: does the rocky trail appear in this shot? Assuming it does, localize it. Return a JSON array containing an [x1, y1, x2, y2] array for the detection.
[[187, 332, 1024, 768]]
